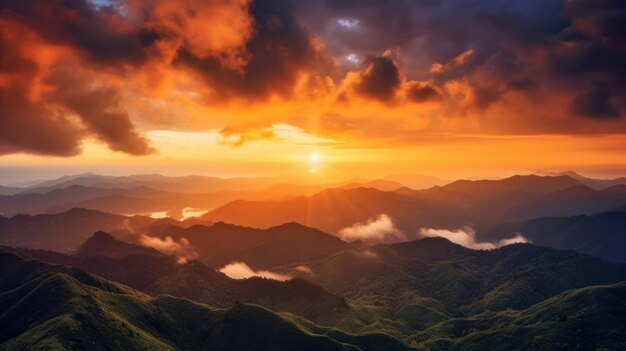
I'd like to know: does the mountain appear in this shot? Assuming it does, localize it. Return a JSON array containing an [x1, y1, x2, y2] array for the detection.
[[76, 231, 161, 259], [341, 180, 405, 192], [3, 232, 350, 325], [145, 221, 349, 269], [538, 170, 626, 190], [287, 237, 626, 332], [0, 186, 21, 196], [501, 184, 626, 221], [203, 187, 463, 236], [201, 175, 626, 239], [413, 281, 626, 350], [382, 174, 450, 189], [478, 211, 626, 262], [440, 175, 582, 198], [0, 208, 154, 252], [21, 173, 279, 194], [3, 230, 626, 348], [0, 251, 410, 351], [0, 185, 178, 216]]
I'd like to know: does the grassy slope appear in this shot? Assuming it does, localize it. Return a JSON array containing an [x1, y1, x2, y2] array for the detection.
[[0, 252, 412, 351], [412, 282, 626, 350]]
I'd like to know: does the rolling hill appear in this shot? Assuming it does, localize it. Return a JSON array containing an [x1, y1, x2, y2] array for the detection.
[[1, 232, 351, 325], [412, 281, 626, 350], [285, 237, 626, 331], [0, 251, 411, 351]]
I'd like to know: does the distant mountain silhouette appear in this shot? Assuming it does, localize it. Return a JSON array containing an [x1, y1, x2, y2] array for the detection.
[[202, 175, 626, 236], [382, 173, 450, 189], [0, 186, 21, 196], [203, 187, 462, 235], [478, 211, 626, 262], [0, 184, 177, 216], [537, 170, 626, 190], [0, 208, 153, 252]]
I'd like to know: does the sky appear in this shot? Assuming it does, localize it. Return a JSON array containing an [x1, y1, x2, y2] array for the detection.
[[1, 0, 625, 182]]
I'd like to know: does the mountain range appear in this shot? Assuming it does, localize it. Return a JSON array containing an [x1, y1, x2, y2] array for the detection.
[[1, 171, 626, 349]]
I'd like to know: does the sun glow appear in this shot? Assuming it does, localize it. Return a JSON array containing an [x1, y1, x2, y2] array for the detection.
[[308, 153, 320, 173]]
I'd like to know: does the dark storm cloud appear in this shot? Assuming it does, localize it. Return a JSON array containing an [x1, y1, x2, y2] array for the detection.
[[2, 0, 626, 158], [0, 0, 160, 65], [0, 85, 84, 156], [0, 1, 155, 156], [353, 56, 401, 101], [571, 80, 620, 119], [175, 0, 335, 100], [0, 24, 152, 156], [48, 69, 155, 155], [406, 82, 441, 103], [295, 0, 625, 119]]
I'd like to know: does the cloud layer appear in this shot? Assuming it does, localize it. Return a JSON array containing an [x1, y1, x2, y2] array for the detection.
[[1, 0, 625, 155], [338, 214, 406, 245], [419, 227, 530, 250]]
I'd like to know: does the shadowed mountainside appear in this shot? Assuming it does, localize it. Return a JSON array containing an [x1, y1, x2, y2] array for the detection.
[[145, 221, 349, 269], [478, 211, 626, 262]]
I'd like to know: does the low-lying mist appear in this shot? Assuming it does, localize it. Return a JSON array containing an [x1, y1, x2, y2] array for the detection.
[[139, 234, 198, 263], [419, 227, 530, 249], [219, 261, 291, 281], [338, 214, 406, 245]]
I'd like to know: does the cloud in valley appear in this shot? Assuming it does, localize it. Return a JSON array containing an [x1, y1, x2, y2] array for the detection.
[[419, 227, 530, 250], [294, 265, 315, 276], [138, 235, 198, 263], [219, 261, 291, 281], [338, 214, 406, 245]]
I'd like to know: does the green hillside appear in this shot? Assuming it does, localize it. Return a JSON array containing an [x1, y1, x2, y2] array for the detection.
[[0, 251, 412, 351], [413, 282, 626, 350]]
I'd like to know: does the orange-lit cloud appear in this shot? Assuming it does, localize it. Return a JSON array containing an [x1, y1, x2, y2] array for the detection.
[[419, 227, 530, 250], [1, 0, 625, 176], [139, 234, 198, 263]]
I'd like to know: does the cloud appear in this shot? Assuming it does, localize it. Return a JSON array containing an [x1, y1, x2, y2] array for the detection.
[[0, 0, 251, 156], [405, 81, 442, 103], [294, 265, 314, 276], [138, 234, 198, 263], [338, 214, 406, 245], [2, 0, 626, 157], [174, 0, 336, 101], [219, 261, 291, 281], [352, 54, 402, 101], [571, 80, 620, 119], [419, 227, 530, 250]]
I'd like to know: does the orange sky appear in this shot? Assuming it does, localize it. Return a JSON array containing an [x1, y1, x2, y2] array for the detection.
[[1, 0, 625, 181]]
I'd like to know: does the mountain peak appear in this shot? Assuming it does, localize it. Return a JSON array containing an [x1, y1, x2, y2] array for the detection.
[[77, 231, 158, 259]]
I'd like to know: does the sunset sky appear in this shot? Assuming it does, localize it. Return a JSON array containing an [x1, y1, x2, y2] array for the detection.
[[1, 0, 625, 182]]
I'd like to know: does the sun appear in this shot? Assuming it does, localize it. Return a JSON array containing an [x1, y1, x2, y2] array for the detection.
[[308, 153, 320, 173]]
